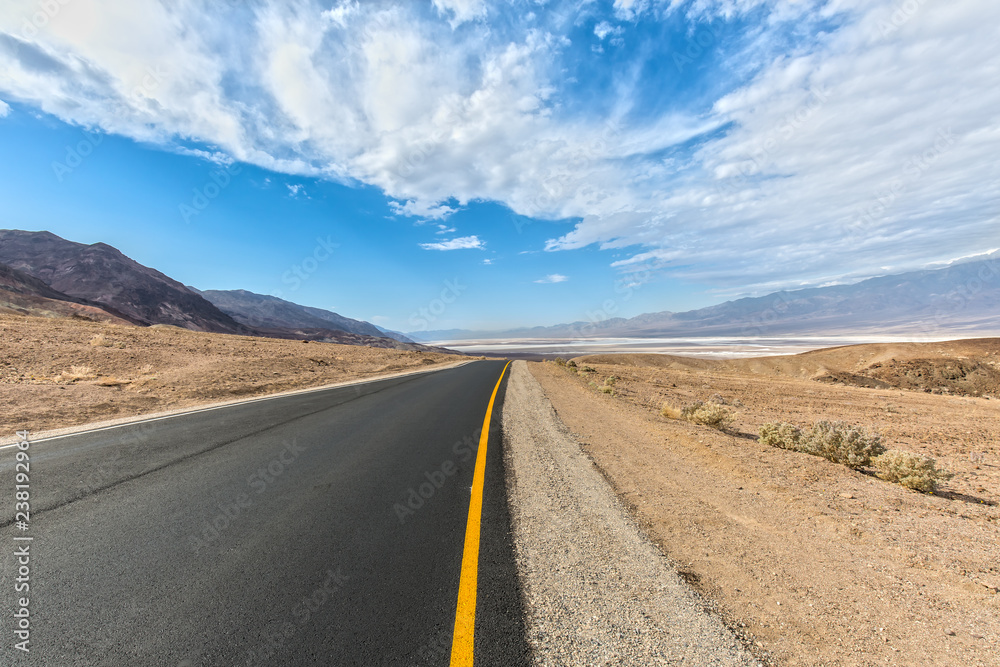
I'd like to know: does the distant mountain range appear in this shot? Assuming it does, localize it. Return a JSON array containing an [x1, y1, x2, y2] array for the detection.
[[0, 229, 432, 351], [409, 255, 1000, 341], [195, 289, 413, 342], [5, 228, 996, 349]]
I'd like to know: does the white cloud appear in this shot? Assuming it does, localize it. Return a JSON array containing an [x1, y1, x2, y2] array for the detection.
[[435, 224, 457, 234], [0, 99, 9, 117], [419, 235, 485, 250], [534, 273, 568, 283], [391, 199, 458, 221], [0, 0, 997, 294], [286, 183, 305, 197], [482, 258, 493, 265], [432, 0, 487, 25], [548, 0, 1000, 291], [594, 21, 622, 41]]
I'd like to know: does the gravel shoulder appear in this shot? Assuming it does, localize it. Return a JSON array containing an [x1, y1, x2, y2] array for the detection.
[[502, 360, 758, 666]]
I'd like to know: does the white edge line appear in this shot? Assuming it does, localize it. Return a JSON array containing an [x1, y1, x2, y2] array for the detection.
[[0, 359, 477, 450]]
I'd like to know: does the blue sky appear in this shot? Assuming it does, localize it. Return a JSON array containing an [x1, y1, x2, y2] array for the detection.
[[0, 0, 998, 333]]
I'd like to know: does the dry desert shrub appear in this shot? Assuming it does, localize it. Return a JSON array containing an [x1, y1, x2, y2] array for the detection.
[[599, 385, 614, 395], [89, 334, 112, 347], [89, 333, 125, 348], [681, 401, 733, 429], [57, 365, 96, 382], [759, 420, 885, 468], [805, 421, 885, 468], [660, 404, 682, 419], [874, 450, 954, 492], [759, 422, 803, 449]]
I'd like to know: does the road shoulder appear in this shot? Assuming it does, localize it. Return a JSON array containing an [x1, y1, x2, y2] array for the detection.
[[502, 360, 757, 666]]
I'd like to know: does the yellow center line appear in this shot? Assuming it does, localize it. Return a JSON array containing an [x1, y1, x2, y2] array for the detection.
[[449, 360, 511, 667]]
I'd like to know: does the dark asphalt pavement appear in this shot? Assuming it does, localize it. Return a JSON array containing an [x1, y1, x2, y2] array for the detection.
[[0, 360, 529, 666]]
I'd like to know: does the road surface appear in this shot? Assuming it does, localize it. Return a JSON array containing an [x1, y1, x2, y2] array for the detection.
[[0, 360, 528, 666]]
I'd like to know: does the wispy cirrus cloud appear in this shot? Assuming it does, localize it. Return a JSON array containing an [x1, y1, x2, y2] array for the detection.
[[419, 235, 485, 251], [534, 274, 568, 284], [0, 0, 996, 296]]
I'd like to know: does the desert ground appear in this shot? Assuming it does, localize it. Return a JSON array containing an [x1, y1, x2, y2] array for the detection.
[[529, 338, 999, 666], [0, 313, 463, 436]]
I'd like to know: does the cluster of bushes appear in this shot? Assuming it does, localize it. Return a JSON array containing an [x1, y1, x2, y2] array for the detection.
[[759, 421, 884, 468], [554, 358, 580, 373], [759, 421, 953, 492], [555, 358, 597, 371], [661, 400, 734, 430]]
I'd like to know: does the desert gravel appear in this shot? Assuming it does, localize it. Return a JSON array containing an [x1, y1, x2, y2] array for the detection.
[[502, 360, 758, 666]]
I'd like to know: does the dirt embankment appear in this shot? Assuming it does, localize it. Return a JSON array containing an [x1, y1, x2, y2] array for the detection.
[[0, 313, 462, 435], [530, 342, 999, 666]]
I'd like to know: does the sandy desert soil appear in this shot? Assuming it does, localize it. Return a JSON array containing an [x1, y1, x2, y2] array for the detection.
[[529, 340, 999, 666], [0, 313, 462, 436]]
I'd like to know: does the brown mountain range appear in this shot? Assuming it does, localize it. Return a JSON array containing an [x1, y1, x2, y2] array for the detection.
[[0, 229, 442, 352]]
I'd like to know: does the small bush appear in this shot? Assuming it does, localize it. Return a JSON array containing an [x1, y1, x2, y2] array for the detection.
[[567, 360, 577, 368], [805, 421, 885, 468], [581, 366, 596, 373], [58, 365, 96, 382], [554, 357, 567, 366], [599, 385, 614, 395], [681, 401, 733, 429], [660, 404, 682, 419], [89, 334, 113, 347], [759, 422, 803, 450], [874, 450, 954, 492], [604, 376, 617, 386]]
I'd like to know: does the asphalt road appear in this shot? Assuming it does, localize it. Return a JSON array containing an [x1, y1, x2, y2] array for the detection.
[[0, 360, 529, 666]]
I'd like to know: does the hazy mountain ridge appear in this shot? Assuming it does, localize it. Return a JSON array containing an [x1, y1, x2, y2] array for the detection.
[[411, 256, 1000, 341], [199, 289, 370, 336]]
